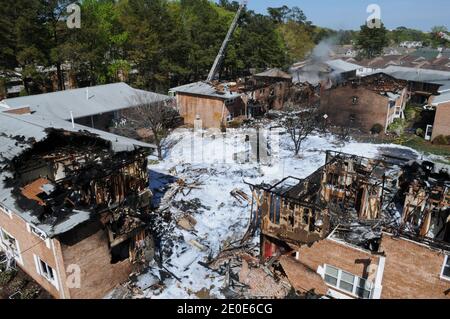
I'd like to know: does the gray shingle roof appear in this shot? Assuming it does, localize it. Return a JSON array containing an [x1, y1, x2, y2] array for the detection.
[[2, 82, 170, 120], [378, 66, 450, 84], [325, 59, 361, 73], [254, 68, 292, 79], [431, 91, 450, 106]]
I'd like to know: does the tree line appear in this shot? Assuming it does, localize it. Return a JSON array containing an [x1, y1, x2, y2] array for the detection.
[[0, 0, 448, 96], [0, 0, 324, 95]]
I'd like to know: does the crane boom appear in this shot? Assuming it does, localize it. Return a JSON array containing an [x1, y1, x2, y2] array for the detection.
[[206, 1, 247, 82]]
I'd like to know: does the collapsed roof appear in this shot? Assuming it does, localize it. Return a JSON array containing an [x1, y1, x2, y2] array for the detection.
[[169, 81, 242, 100], [0, 111, 155, 237]]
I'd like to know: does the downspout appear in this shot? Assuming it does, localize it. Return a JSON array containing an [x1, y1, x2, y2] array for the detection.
[[372, 256, 385, 299], [51, 239, 67, 299], [384, 102, 390, 134]]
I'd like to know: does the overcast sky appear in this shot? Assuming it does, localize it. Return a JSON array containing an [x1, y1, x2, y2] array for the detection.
[[244, 0, 450, 32]]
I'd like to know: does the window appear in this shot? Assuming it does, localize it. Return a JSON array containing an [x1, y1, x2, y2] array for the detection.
[[29, 224, 47, 241], [0, 204, 12, 218], [324, 264, 373, 299], [0, 228, 21, 261], [40, 259, 55, 281], [34, 255, 58, 289], [339, 271, 355, 293], [324, 265, 339, 286], [356, 278, 372, 299], [441, 255, 450, 280]]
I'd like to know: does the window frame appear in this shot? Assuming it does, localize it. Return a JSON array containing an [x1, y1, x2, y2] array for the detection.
[[0, 204, 12, 218], [34, 255, 59, 290], [323, 264, 373, 299], [440, 255, 450, 281], [0, 227, 23, 265], [26, 223, 51, 248]]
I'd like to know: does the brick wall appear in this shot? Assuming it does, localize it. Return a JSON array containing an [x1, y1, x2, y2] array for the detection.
[[297, 238, 380, 281], [60, 229, 132, 299], [177, 94, 229, 128], [320, 85, 390, 132], [431, 101, 450, 141], [380, 234, 450, 299], [0, 208, 62, 298]]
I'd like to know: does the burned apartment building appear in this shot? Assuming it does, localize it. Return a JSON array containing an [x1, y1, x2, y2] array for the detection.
[[426, 90, 450, 142], [247, 151, 450, 299], [0, 111, 155, 299], [320, 73, 409, 134], [169, 81, 246, 129], [243, 68, 293, 114]]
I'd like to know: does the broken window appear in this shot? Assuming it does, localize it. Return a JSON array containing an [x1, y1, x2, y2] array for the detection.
[[0, 228, 20, 259], [356, 278, 372, 299], [33, 255, 58, 288], [269, 195, 281, 225], [442, 255, 450, 279], [111, 239, 131, 264], [29, 224, 47, 241]]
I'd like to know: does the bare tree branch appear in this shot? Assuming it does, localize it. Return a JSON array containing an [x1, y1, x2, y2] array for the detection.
[[118, 92, 179, 160], [281, 105, 317, 156]]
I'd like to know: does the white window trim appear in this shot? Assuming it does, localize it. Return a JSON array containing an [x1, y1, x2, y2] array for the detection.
[[440, 255, 450, 282], [26, 223, 51, 248], [0, 204, 13, 219], [323, 264, 373, 299], [0, 227, 24, 266], [33, 254, 59, 291]]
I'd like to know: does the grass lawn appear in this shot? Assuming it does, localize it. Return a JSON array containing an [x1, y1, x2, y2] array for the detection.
[[394, 134, 450, 162]]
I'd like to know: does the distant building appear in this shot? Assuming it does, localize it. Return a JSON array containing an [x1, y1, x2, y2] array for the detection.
[[244, 68, 293, 113], [399, 41, 423, 49], [0, 71, 25, 99], [169, 81, 246, 129], [320, 73, 409, 133]]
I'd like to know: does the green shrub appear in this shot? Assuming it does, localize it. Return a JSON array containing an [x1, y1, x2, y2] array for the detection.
[[404, 107, 417, 121], [388, 119, 406, 136], [21, 287, 40, 299], [0, 270, 16, 285], [416, 128, 424, 138], [433, 135, 449, 145], [371, 123, 384, 134]]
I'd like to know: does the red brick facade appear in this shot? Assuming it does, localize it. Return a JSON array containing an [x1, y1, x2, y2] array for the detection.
[[0, 207, 133, 299], [288, 233, 450, 299], [431, 101, 450, 141]]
